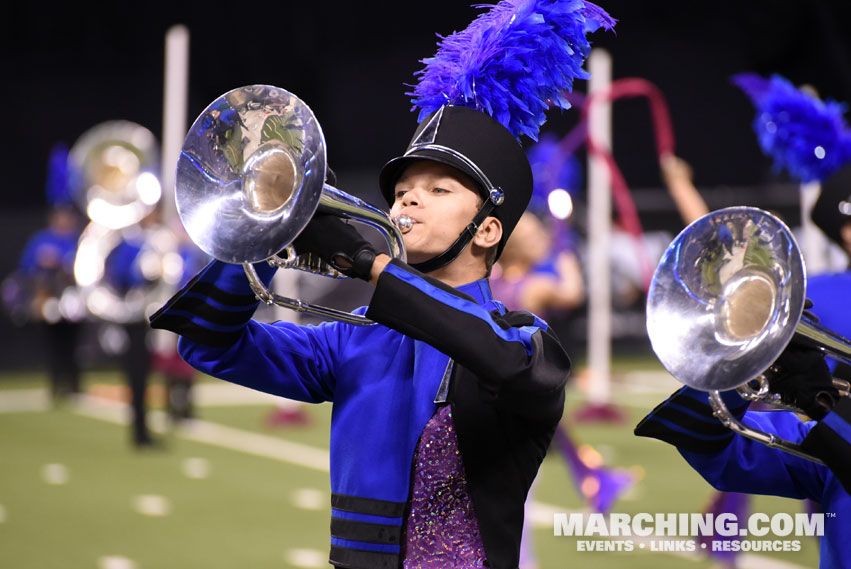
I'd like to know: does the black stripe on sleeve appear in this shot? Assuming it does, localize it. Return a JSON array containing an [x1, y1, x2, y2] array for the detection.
[[148, 314, 244, 348], [188, 281, 259, 307], [330, 518, 402, 545], [149, 263, 262, 347], [160, 293, 258, 327], [634, 416, 736, 454], [672, 390, 750, 417], [328, 547, 398, 569], [635, 388, 740, 454], [648, 405, 732, 438], [802, 397, 851, 494], [331, 494, 407, 518]]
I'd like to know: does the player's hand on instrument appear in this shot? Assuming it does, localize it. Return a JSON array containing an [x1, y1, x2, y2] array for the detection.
[[802, 298, 819, 323], [768, 343, 839, 420], [292, 214, 377, 281]]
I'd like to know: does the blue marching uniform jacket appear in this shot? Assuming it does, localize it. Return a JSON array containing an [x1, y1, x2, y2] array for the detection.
[[635, 386, 851, 568], [807, 272, 851, 336], [150, 258, 570, 569], [807, 270, 851, 373], [19, 228, 78, 275]]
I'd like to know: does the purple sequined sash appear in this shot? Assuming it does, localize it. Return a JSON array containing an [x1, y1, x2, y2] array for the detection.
[[402, 405, 487, 568]]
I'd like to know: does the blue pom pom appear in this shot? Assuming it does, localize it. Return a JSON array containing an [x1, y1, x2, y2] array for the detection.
[[409, 0, 615, 141], [732, 73, 851, 183]]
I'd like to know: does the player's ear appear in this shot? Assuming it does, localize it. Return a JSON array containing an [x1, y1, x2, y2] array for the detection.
[[473, 216, 502, 249]]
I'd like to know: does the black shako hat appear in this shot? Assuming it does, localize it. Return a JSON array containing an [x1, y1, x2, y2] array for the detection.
[[811, 162, 851, 249], [379, 105, 533, 269]]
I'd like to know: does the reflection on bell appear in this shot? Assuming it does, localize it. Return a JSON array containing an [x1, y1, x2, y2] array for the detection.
[[174, 84, 407, 326], [718, 269, 776, 342], [646, 206, 803, 392], [243, 143, 299, 214], [176, 85, 326, 264], [647, 206, 851, 463]]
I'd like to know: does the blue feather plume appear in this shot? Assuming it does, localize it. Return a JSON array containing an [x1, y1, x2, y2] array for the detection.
[[409, 0, 615, 141], [527, 133, 581, 214], [45, 143, 74, 208], [732, 73, 851, 183]]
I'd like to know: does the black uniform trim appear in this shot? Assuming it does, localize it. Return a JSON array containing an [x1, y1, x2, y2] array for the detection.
[[150, 263, 257, 316], [158, 293, 258, 327], [634, 417, 737, 455], [802, 397, 851, 494], [328, 546, 398, 569], [148, 314, 243, 348], [648, 405, 732, 437], [330, 518, 402, 545], [331, 493, 407, 517], [185, 280, 259, 307], [673, 391, 747, 418], [367, 260, 569, 415], [450, 366, 558, 569], [634, 387, 747, 454], [149, 263, 262, 347]]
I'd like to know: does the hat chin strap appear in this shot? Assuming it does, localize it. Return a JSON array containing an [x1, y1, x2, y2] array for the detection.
[[409, 200, 496, 274]]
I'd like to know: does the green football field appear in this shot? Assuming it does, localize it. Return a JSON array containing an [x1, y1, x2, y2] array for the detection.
[[0, 361, 821, 569]]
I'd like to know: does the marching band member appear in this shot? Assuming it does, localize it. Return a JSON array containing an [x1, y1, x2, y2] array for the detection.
[[8, 144, 85, 402], [102, 206, 207, 444], [150, 2, 614, 567], [103, 209, 164, 447], [807, 162, 851, 368], [634, 342, 851, 568], [636, 74, 851, 569]]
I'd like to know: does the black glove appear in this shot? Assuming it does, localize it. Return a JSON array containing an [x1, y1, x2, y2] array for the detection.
[[291, 213, 377, 281], [802, 298, 819, 323], [768, 344, 839, 420]]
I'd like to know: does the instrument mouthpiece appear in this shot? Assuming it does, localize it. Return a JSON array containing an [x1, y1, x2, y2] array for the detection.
[[394, 215, 413, 234]]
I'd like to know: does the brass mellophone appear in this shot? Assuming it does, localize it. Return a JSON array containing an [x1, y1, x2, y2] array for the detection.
[[646, 206, 851, 463], [174, 85, 407, 325]]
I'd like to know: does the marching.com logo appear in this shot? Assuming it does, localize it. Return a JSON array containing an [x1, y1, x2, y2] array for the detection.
[[554, 512, 828, 553]]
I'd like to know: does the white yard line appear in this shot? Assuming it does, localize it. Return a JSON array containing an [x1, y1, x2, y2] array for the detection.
[[177, 418, 330, 472], [70, 393, 330, 471], [0, 388, 51, 412], [0, 373, 675, 415]]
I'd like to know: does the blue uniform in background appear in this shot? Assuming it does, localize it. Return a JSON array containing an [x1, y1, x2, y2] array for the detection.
[[10, 221, 83, 399], [807, 271, 851, 372], [19, 228, 78, 276], [104, 238, 147, 295], [16, 225, 80, 320], [103, 229, 161, 446]]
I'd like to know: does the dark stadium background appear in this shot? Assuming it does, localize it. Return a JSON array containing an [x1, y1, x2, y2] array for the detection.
[[2, 0, 850, 368]]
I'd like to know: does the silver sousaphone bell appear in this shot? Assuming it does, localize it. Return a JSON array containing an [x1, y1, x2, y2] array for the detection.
[[69, 120, 162, 229], [175, 85, 407, 325], [70, 121, 184, 323], [646, 206, 851, 463]]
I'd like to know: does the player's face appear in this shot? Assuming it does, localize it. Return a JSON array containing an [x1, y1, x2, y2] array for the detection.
[[390, 161, 482, 265]]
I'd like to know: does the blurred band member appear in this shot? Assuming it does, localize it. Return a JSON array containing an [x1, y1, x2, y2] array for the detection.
[[10, 144, 85, 402]]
